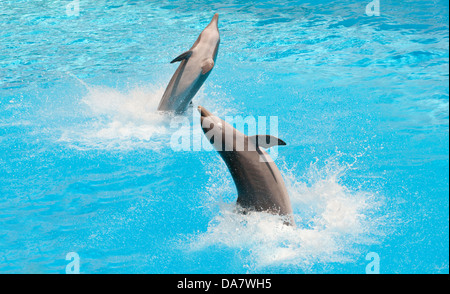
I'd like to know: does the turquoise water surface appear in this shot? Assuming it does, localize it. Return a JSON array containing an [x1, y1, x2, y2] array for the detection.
[[0, 0, 448, 274]]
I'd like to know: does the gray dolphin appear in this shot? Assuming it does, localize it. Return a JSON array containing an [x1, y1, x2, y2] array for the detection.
[[157, 14, 220, 113], [198, 106, 295, 225]]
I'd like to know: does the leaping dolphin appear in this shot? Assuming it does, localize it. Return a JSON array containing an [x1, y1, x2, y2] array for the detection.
[[198, 106, 295, 226], [157, 14, 220, 113]]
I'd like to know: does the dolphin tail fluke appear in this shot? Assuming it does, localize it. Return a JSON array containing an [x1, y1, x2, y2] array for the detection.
[[170, 50, 193, 63], [248, 135, 286, 149]]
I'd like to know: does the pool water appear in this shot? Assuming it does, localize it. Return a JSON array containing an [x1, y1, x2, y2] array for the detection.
[[0, 0, 448, 274]]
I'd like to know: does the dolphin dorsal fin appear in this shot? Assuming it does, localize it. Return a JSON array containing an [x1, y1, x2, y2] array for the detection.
[[248, 135, 287, 149], [170, 50, 193, 63]]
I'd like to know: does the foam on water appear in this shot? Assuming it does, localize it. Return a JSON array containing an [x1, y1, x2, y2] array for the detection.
[[188, 155, 385, 271], [57, 75, 235, 152], [58, 80, 171, 150]]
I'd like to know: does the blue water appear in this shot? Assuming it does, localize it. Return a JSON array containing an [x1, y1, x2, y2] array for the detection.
[[0, 0, 448, 274]]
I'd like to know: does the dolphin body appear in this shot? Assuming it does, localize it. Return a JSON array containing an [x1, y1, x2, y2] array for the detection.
[[157, 14, 220, 113], [198, 106, 295, 225]]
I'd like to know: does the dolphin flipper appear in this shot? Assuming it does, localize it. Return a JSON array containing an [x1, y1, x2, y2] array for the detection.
[[201, 58, 214, 74], [170, 50, 193, 63], [248, 135, 287, 149]]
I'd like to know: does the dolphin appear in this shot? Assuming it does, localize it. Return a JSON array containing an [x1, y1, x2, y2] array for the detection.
[[157, 14, 220, 113], [198, 106, 295, 225]]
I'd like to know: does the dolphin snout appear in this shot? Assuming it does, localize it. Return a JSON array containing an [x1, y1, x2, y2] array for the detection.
[[210, 13, 219, 26], [197, 105, 213, 118]]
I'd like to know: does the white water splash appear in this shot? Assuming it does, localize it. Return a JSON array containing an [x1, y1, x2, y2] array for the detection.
[[58, 81, 173, 150], [58, 78, 233, 151], [188, 156, 385, 272]]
